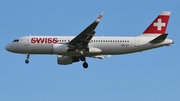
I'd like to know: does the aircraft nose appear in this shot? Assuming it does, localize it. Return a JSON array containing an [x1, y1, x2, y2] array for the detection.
[[5, 43, 20, 53], [5, 44, 11, 52]]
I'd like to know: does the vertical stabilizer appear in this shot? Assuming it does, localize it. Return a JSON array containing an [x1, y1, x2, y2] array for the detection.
[[143, 11, 170, 34]]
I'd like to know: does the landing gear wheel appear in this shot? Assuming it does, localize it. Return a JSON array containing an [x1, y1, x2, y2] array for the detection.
[[25, 53, 30, 64], [25, 59, 29, 64], [83, 62, 88, 68]]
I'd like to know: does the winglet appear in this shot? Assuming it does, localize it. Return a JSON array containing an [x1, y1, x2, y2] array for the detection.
[[143, 11, 171, 34], [95, 12, 104, 22]]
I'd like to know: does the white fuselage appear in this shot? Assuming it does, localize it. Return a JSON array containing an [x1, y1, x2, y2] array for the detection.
[[5, 11, 173, 68], [5, 35, 173, 56]]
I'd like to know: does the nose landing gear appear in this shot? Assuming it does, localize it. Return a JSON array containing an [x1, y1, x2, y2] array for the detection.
[[25, 53, 30, 64], [25, 59, 29, 64]]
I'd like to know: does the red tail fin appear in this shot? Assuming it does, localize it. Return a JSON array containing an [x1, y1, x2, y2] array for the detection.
[[143, 11, 170, 34]]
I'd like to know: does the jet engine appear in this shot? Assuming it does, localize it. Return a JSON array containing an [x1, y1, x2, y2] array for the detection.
[[57, 55, 79, 65]]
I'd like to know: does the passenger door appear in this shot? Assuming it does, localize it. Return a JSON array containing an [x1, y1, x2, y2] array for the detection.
[[24, 37, 29, 46]]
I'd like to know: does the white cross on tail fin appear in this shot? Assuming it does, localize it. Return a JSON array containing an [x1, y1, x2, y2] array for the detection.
[[143, 11, 170, 34]]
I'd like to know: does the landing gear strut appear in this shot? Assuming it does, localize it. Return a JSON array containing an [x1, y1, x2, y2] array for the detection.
[[25, 53, 30, 64], [80, 55, 88, 68]]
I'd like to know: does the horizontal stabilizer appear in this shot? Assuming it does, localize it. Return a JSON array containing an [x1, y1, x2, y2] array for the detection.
[[150, 34, 168, 43]]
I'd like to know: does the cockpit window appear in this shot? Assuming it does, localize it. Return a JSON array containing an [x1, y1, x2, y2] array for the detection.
[[13, 39, 19, 42]]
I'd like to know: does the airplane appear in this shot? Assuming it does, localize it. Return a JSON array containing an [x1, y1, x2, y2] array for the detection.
[[5, 11, 173, 68]]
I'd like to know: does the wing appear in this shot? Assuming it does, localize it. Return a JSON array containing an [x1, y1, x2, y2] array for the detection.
[[68, 12, 104, 51]]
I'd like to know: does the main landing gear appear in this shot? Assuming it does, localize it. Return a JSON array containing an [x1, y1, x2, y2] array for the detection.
[[25, 53, 30, 64], [80, 55, 88, 69], [83, 62, 88, 68]]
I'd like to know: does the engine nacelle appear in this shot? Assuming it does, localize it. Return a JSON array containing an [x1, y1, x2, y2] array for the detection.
[[53, 44, 68, 54], [57, 55, 79, 65]]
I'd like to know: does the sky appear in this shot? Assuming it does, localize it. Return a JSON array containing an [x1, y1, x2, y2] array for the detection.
[[0, 0, 180, 101]]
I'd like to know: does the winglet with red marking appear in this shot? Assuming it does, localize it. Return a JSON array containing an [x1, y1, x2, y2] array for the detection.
[[143, 11, 171, 34], [95, 12, 104, 22]]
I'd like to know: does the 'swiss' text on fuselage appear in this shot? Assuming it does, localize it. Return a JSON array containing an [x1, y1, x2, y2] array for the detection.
[[31, 38, 58, 44]]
